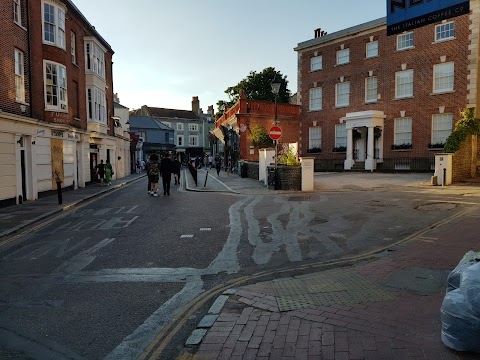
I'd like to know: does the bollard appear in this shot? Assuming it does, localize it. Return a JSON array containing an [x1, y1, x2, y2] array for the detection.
[[56, 180, 62, 204], [204, 170, 209, 188], [443, 168, 447, 186]]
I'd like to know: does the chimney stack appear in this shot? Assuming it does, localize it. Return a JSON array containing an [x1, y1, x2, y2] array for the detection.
[[207, 105, 214, 115], [192, 96, 200, 114], [314, 28, 327, 38]]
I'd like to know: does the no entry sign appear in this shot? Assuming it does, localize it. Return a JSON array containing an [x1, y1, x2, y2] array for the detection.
[[269, 126, 282, 140]]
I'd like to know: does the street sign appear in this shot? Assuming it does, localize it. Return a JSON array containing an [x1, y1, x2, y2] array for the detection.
[[269, 126, 282, 140]]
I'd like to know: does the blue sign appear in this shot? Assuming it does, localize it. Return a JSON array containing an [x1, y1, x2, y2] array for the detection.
[[387, 0, 469, 35]]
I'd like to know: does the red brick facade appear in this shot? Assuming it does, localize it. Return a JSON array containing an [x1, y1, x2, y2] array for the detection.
[[296, 14, 472, 169]]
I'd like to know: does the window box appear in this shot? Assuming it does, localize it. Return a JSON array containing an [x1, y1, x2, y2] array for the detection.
[[391, 143, 412, 150], [332, 146, 346, 153], [307, 147, 322, 154], [428, 143, 445, 149]]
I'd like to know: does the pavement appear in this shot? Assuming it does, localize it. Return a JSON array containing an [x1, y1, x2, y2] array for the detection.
[[1, 169, 480, 359]]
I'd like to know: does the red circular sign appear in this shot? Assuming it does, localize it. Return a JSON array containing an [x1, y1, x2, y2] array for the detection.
[[269, 126, 282, 140]]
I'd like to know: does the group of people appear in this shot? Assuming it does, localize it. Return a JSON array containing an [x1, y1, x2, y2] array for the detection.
[[96, 159, 114, 186], [146, 153, 181, 197]]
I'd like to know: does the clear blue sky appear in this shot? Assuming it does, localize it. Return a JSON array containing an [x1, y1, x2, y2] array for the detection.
[[73, 0, 387, 112]]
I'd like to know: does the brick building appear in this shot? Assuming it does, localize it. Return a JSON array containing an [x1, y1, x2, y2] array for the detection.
[[0, 0, 130, 207], [295, 3, 480, 172], [213, 92, 301, 170]]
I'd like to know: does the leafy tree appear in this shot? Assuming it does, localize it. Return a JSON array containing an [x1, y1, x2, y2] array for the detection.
[[444, 107, 480, 153], [249, 124, 273, 148], [216, 67, 291, 117]]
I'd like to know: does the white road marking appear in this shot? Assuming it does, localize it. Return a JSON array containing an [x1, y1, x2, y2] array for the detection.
[[200, 228, 211, 231], [180, 234, 194, 238]]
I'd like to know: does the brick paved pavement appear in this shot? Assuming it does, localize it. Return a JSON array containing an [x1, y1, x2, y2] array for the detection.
[[184, 207, 480, 360]]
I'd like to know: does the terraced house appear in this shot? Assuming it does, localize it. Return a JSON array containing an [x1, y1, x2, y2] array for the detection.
[[0, 0, 130, 207], [295, 1, 479, 173]]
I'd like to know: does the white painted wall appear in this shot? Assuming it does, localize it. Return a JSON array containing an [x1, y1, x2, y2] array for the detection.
[[35, 136, 53, 193], [0, 133, 16, 200]]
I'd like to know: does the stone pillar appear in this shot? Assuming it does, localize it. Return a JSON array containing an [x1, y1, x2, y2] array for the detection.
[[300, 157, 314, 191], [434, 153, 453, 186], [344, 127, 354, 169], [365, 126, 376, 171]]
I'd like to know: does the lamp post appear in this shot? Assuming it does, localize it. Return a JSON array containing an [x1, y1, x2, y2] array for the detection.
[[271, 78, 281, 189]]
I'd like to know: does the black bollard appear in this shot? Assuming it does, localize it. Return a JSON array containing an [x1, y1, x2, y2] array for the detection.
[[204, 170, 209, 188], [56, 180, 62, 204]]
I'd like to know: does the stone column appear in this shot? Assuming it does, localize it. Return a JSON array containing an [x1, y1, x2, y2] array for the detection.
[[300, 157, 314, 191], [365, 126, 376, 171], [344, 127, 354, 169]]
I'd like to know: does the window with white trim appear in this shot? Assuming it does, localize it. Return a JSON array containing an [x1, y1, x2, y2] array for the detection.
[[366, 41, 378, 58], [177, 135, 183, 146], [189, 123, 198, 131], [189, 135, 198, 146], [395, 69, 413, 98], [309, 87, 322, 111], [308, 126, 321, 150], [394, 117, 412, 145], [310, 56, 322, 71], [336, 49, 349, 65], [44, 61, 67, 111], [336, 82, 350, 107], [86, 86, 106, 123], [365, 77, 378, 103], [42, 2, 65, 49], [85, 41, 105, 78], [433, 62, 454, 93], [14, 0, 21, 25], [335, 124, 347, 148], [177, 123, 184, 131], [397, 32, 414, 50], [71, 32, 77, 64], [15, 49, 25, 102], [432, 113, 453, 144], [435, 22, 455, 42]]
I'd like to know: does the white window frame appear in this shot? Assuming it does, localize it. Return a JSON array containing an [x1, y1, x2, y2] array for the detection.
[[395, 69, 413, 98], [336, 49, 350, 65], [433, 62, 454, 93], [189, 135, 198, 146], [71, 31, 77, 64], [308, 126, 321, 150], [177, 135, 184, 146], [177, 123, 184, 131], [44, 60, 67, 112], [13, 0, 21, 25], [394, 117, 412, 146], [365, 77, 378, 103], [42, 1, 66, 49], [86, 86, 106, 123], [435, 22, 455, 42], [15, 49, 25, 102], [335, 82, 350, 107], [189, 123, 198, 132], [366, 41, 378, 58], [432, 113, 453, 144], [85, 40, 106, 79], [397, 32, 414, 50], [335, 124, 347, 148], [310, 55, 322, 71], [309, 87, 322, 111]]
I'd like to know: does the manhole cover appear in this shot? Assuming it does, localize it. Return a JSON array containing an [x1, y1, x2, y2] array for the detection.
[[382, 267, 449, 295], [416, 203, 456, 211]]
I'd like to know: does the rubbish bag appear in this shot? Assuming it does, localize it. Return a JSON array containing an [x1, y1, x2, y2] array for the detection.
[[446, 251, 480, 292], [441, 260, 480, 353]]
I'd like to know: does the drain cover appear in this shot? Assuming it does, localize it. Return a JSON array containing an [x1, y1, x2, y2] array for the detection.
[[382, 267, 449, 295]]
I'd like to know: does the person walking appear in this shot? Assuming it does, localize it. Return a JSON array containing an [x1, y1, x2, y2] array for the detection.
[[105, 160, 114, 185], [96, 160, 105, 186], [140, 159, 145, 172], [148, 154, 160, 197], [145, 158, 152, 194], [214, 154, 222, 176], [160, 153, 173, 196], [136, 159, 141, 174], [208, 155, 213, 169], [173, 156, 181, 185]]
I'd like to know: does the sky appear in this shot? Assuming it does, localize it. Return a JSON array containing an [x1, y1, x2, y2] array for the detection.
[[72, 0, 387, 113]]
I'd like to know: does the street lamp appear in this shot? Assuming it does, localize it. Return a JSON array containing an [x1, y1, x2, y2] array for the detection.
[[271, 78, 281, 189]]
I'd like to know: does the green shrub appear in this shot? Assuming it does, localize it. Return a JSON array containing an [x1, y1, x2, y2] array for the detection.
[[444, 107, 480, 153]]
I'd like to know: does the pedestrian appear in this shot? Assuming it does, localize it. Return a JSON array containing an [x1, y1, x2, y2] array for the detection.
[[194, 156, 200, 169], [214, 154, 222, 176], [208, 155, 213, 169], [160, 152, 173, 196], [135, 159, 140, 174], [173, 156, 181, 185], [145, 158, 152, 194], [148, 154, 160, 197], [140, 159, 145, 172], [105, 159, 114, 185], [96, 160, 105, 186]]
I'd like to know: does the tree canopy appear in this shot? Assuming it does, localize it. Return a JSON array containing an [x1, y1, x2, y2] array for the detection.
[[216, 67, 291, 118]]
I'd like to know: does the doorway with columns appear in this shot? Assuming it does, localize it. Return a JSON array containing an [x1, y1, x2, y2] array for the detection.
[[340, 110, 385, 171]]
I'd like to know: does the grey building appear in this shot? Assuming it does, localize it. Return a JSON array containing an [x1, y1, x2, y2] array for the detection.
[[128, 116, 175, 159]]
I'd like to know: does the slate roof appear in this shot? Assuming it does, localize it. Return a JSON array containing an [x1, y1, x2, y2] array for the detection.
[[128, 116, 174, 130], [114, 102, 129, 109], [131, 107, 200, 120]]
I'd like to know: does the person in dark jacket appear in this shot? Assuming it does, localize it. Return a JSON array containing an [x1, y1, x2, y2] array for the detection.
[[160, 153, 173, 196], [148, 154, 160, 197], [173, 156, 181, 185]]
